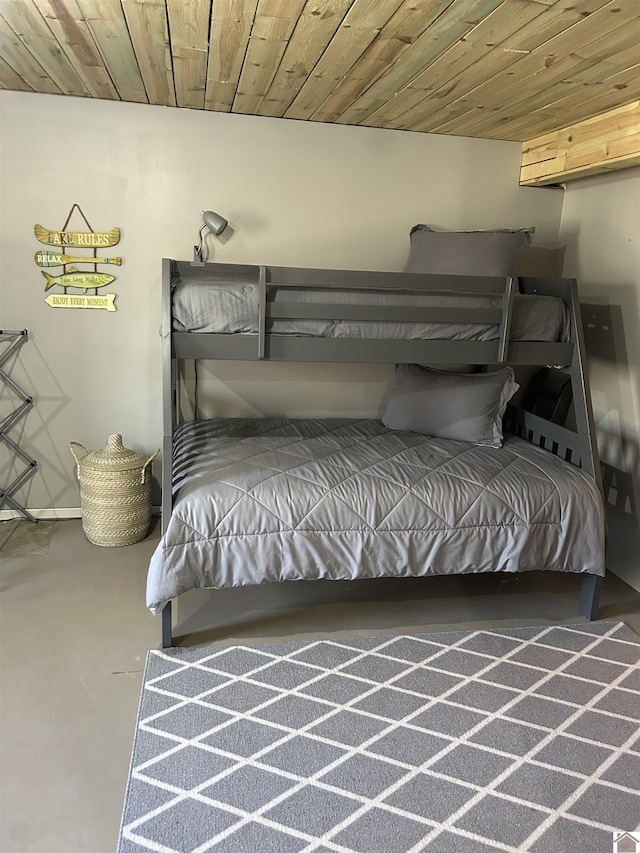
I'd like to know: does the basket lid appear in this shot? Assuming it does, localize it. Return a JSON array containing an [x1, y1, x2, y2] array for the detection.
[[79, 434, 150, 472]]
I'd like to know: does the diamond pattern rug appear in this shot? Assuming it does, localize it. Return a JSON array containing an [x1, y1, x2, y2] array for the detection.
[[118, 621, 640, 852]]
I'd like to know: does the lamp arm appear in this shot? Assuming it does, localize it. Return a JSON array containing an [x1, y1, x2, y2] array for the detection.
[[192, 224, 207, 265]]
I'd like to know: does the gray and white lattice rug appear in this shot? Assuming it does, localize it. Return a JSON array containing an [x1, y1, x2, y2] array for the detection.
[[118, 621, 640, 852]]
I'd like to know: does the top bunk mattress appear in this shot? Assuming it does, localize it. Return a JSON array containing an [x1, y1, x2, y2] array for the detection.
[[171, 265, 570, 343]]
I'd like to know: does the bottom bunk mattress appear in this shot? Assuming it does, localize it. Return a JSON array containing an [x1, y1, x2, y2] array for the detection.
[[146, 418, 605, 614]]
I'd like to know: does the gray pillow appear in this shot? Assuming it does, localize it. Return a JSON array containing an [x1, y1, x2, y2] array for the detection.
[[382, 364, 518, 447], [404, 225, 534, 279]]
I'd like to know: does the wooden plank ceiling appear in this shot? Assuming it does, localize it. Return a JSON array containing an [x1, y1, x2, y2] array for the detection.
[[0, 0, 638, 146]]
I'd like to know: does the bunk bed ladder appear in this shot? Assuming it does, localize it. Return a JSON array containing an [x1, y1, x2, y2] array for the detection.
[[0, 330, 38, 523], [496, 276, 514, 362], [258, 265, 267, 359]]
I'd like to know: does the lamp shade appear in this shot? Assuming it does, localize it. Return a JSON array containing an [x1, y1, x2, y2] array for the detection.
[[202, 209, 228, 236]]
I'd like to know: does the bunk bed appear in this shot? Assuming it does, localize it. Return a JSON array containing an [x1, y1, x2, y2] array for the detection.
[[149, 257, 606, 648]]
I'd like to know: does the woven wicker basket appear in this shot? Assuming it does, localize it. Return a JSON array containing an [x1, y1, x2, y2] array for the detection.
[[69, 434, 159, 547]]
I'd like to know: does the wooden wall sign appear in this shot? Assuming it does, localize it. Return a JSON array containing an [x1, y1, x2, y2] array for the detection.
[[34, 224, 120, 248], [35, 251, 122, 267], [44, 293, 116, 312], [36, 204, 121, 311], [42, 268, 115, 292]]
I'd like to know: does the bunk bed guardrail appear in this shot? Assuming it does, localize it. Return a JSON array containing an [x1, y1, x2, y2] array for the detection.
[[168, 260, 572, 368]]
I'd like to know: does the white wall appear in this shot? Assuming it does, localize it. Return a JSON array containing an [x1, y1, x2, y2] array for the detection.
[[559, 167, 640, 591], [0, 91, 564, 513]]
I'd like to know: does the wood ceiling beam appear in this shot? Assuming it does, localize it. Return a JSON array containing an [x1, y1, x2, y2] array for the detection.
[[520, 100, 640, 186], [0, 14, 60, 94], [30, 0, 119, 100], [166, 0, 211, 110], [258, 0, 355, 119], [0, 0, 88, 96], [205, 0, 259, 113], [378, 0, 616, 135], [75, 0, 147, 103], [232, 0, 307, 115], [412, 2, 640, 138], [121, 0, 175, 107], [285, 0, 405, 122]]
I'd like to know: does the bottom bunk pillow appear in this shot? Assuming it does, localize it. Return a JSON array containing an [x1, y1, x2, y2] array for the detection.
[[382, 364, 518, 447], [146, 418, 605, 614]]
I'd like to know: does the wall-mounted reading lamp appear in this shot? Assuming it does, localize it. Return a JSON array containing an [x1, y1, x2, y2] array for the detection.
[[192, 209, 228, 266]]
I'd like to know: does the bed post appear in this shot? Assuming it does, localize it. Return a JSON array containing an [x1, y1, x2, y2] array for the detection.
[[579, 574, 602, 621], [161, 602, 173, 648], [161, 258, 176, 647]]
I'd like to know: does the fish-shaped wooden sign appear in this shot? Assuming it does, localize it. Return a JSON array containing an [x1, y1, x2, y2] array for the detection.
[[35, 251, 122, 267], [42, 267, 116, 292], [35, 224, 120, 248]]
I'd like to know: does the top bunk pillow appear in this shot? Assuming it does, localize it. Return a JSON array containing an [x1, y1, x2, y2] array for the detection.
[[404, 225, 534, 279], [382, 364, 518, 447]]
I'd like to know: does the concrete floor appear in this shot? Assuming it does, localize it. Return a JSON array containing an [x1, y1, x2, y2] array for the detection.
[[1, 517, 639, 853]]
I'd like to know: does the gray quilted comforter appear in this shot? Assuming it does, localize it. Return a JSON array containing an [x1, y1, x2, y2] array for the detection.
[[146, 418, 605, 613]]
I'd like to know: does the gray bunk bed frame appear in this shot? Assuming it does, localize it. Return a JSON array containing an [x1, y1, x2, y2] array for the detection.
[[160, 257, 604, 648]]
